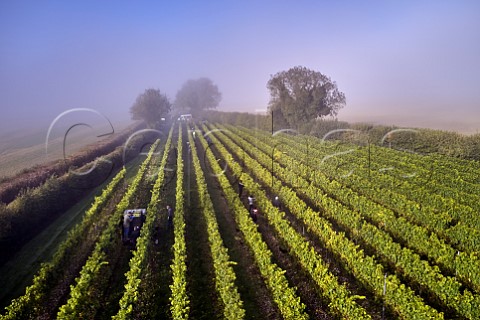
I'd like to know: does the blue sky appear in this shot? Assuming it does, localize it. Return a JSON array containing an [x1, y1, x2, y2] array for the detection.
[[1, 0, 480, 134]]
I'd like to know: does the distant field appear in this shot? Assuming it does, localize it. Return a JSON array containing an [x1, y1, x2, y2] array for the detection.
[[0, 120, 135, 180]]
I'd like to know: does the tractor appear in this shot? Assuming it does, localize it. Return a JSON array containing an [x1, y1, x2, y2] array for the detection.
[[122, 208, 146, 245]]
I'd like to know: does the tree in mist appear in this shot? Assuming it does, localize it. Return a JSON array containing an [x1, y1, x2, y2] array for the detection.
[[130, 88, 172, 128], [174, 78, 221, 116], [267, 66, 346, 128]]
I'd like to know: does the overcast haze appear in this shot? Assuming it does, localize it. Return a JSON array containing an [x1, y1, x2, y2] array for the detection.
[[1, 0, 480, 136]]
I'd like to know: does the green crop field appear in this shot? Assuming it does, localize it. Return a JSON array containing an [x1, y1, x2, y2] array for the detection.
[[2, 121, 480, 319]]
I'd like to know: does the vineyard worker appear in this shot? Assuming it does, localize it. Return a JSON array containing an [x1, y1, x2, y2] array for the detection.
[[131, 226, 141, 245], [251, 207, 258, 222], [167, 205, 173, 230], [123, 211, 134, 241], [273, 196, 281, 209], [238, 180, 244, 197], [248, 195, 255, 213]]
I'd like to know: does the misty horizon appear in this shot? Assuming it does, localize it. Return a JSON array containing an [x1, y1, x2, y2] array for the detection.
[[1, 1, 480, 136]]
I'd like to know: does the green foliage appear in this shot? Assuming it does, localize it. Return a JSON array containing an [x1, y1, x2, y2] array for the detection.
[[169, 125, 190, 319], [131, 88, 172, 128], [56, 140, 161, 319], [215, 123, 480, 319], [1, 168, 126, 320], [174, 78, 221, 117], [198, 126, 309, 320], [267, 66, 346, 128], [208, 125, 372, 319], [188, 128, 245, 319], [7, 119, 480, 319], [203, 111, 480, 162], [0, 129, 151, 256], [208, 123, 445, 319], [113, 125, 174, 320]]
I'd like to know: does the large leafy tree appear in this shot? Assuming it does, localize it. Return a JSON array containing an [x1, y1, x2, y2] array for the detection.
[[267, 66, 346, 128], [130, 88, 171, 128], [175, 78, 221, 116]]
